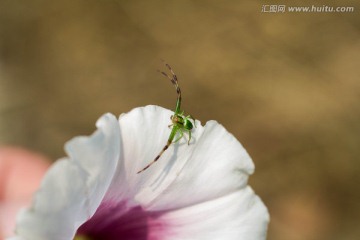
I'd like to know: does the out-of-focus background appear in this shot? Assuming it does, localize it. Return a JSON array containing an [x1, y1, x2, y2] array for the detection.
[[0, 0, 359, 239]]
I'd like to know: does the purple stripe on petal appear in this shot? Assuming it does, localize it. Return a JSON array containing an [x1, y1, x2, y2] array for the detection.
[[76, 201, 170, 240]]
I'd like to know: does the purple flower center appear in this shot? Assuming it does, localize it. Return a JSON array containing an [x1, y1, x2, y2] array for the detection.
[[76, 201, 169, 240]]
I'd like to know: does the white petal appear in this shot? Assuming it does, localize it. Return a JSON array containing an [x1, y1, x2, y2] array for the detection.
[[12, 113, 120, 240], [105, 106, 204, 206], [104, 106, 254, 210], [150, 187, 269, 240], [6, 237, 26, 240], [107, 105, 252, 210], [65, 113, 120, 215], [142, 119, 254, 210]]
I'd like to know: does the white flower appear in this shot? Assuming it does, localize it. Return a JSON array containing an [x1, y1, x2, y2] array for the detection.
[[8, 105, 269, 240]]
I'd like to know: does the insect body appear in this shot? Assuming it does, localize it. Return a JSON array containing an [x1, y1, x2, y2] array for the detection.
[[137, 63, 195, 174]]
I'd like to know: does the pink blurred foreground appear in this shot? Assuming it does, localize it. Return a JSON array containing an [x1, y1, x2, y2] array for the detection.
[[0, 147, 50, 239]]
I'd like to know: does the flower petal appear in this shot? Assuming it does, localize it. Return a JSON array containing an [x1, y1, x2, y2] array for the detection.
[[6, 237, 26, 240], [149, 187, 269, 240], [64, 113, 121, 215], [142, 119, 254, 210], [103, 106, 254, 210], [105, 106, 204, 206], [12, 113, 120, 240]]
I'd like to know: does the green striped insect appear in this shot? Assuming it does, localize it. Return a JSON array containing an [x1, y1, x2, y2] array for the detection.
[[137, 63, 195, 174]]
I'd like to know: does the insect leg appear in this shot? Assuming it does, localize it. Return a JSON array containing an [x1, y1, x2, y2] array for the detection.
[[136, 140, 172, 174], [187, 129, 192, 145], [181, 128, 191, 145], [173, 128, 184, 143], [137, 126, 179, 174]]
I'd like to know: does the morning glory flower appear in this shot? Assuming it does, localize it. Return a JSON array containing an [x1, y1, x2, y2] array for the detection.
[[8, 105, 269, 240]]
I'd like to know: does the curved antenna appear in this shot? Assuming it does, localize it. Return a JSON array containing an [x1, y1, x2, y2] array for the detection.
[[158, 62, 182, 113]]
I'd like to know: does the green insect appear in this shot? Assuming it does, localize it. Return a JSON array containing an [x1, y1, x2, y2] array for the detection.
[[137, 63, 196, 174]]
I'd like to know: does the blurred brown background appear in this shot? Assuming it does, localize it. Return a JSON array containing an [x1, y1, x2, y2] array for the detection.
[[0, 0, 359, 239]]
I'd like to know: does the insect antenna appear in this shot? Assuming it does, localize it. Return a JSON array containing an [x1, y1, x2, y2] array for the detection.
[[158, 62, 182, 113]]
